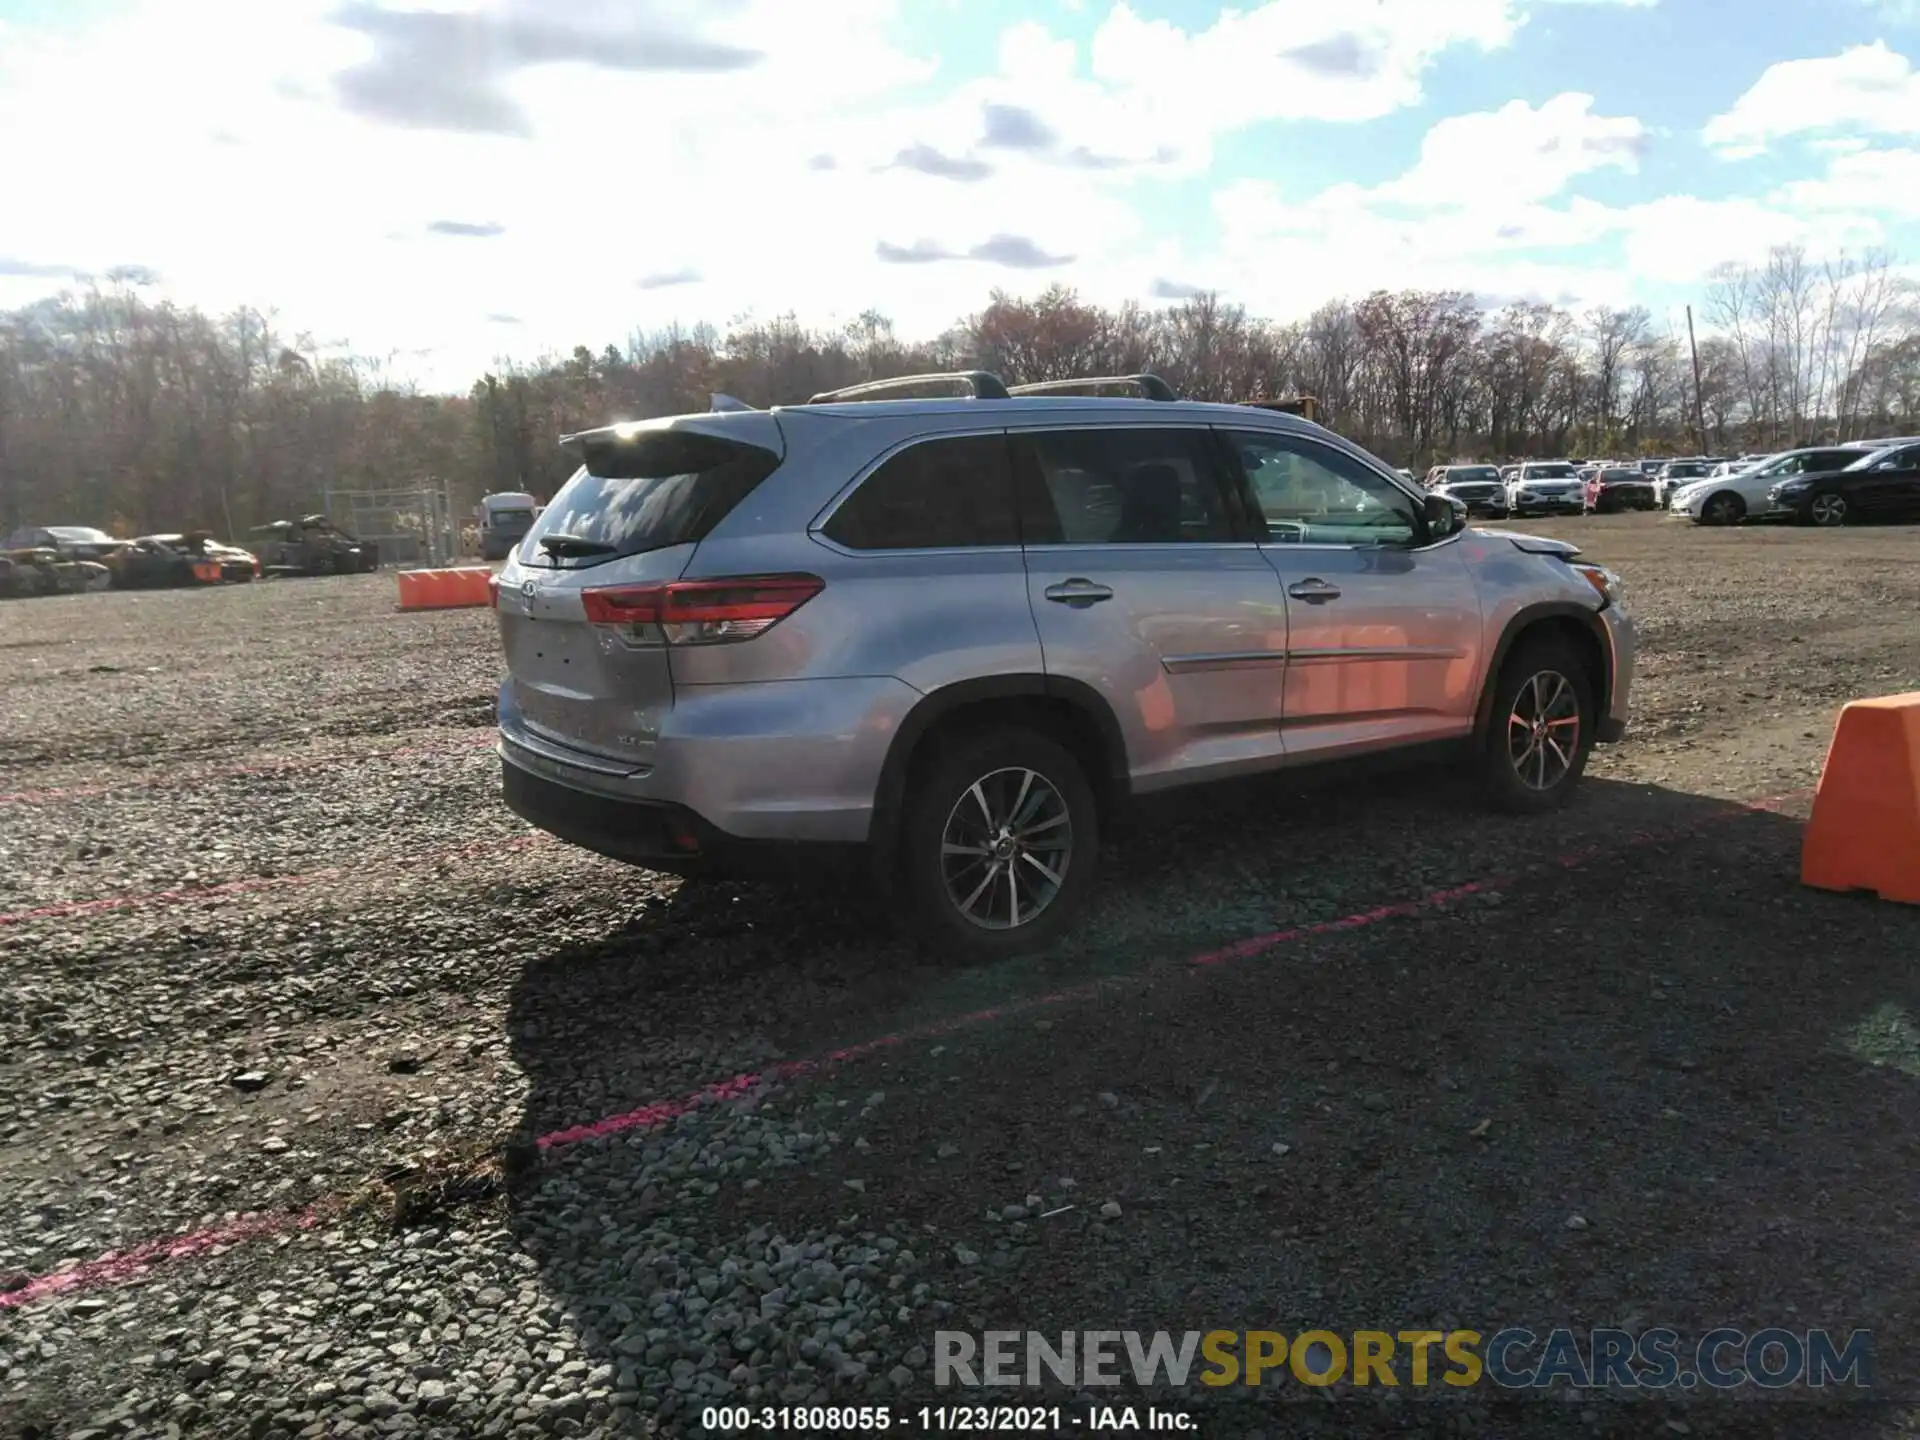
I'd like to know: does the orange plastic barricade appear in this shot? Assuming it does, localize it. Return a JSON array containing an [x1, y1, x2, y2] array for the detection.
[[395, 567, 495, 612], [1800, 692, 1920, 905]]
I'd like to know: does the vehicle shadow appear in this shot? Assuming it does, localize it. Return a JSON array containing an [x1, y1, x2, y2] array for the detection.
[[497, 777, 1920, 1436]]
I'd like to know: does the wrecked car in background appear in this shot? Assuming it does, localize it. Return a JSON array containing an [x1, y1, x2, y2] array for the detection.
[[2, 525, 128, 563], [0, 548, 114, 598], [247, 516, 381, 576], [109, 532, 259, 589]]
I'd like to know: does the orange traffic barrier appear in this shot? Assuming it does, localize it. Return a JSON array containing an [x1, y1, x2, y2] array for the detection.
[[396, 567, 495, 612], [1800, 692, 1920, 904]]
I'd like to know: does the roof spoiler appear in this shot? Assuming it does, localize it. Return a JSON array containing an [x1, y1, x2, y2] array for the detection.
[[1008, 373, 1180, 402]]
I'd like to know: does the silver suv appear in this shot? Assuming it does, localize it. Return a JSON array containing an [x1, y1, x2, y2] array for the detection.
[[492, 371, 1635, 957]]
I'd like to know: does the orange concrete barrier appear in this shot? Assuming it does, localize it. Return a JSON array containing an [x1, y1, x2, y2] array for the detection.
[[396, 567, 494, 612], [1801, 692, 1920, 904]]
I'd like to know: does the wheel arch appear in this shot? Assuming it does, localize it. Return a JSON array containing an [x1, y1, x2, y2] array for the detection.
[[868, 675, 1130, 848], [1473, 602, 1611, 746]]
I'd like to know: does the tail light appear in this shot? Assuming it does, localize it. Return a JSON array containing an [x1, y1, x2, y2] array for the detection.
[[580, 573, 823, 645]]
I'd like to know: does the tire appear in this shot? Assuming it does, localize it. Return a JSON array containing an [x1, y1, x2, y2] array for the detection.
[[897, 726, 1099, 960], [1809, 493, 1849, 528], [1478, 638, 1595, 814], [1699, 491, 1745, 526]]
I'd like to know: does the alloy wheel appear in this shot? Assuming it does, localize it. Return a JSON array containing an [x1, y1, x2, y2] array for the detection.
[[939, 766, 1073, 931], [1507, 670, 1582, 792], [1705, 495, 1741, 525], [1810, 494, 1848, 527]]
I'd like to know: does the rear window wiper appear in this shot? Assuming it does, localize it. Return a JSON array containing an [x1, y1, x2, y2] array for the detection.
[[536, 533, 619, 557]]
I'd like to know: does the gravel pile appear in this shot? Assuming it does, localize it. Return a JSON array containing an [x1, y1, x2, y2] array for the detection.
[[4, 521, 1920, 1438]]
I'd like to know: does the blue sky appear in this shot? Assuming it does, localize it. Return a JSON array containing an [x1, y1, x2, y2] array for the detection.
[[1, 0, 1917, 388]]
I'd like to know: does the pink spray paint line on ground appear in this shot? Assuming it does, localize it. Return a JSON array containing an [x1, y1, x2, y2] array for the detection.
[[0, 734, 497, 807], [0, 787, 1809, 1312]]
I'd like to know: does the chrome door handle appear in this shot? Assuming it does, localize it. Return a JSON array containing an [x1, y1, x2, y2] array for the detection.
[[1044, 578, 1114, 606], [1287, 579, 1341, 603]]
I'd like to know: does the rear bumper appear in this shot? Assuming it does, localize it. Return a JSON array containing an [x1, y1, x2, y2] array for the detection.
[[495, 670, 919, 851], [500, 751, 863, 879]]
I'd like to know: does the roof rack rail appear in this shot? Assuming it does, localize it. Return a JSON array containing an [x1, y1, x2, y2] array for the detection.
[[1007, 373, 1180, 403], [807, 371, 1011, 404]]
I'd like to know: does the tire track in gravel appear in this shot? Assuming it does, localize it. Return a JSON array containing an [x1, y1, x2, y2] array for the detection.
[[0, 784, 1809, 1315]]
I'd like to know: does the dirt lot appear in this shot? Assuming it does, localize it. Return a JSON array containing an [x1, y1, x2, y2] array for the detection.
[[3, 513, 1919, 1440]]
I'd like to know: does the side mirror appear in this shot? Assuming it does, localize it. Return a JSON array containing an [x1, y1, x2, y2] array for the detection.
[[1424, 492, 1466, 536]]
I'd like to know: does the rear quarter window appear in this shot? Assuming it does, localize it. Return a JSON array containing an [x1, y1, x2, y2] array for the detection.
[[821, 435, 1019, 550]]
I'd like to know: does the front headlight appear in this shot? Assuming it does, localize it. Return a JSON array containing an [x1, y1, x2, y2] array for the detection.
[[1572, 562, 1624, 606]]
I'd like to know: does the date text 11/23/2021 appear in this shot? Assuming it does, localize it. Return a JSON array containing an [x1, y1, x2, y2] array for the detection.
[[700, 1404, 1199, 1432]]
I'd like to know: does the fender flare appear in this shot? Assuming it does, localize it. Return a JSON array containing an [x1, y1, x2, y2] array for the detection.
[[868, 674, 1130, 846], [1473, 601, 1613, 744]]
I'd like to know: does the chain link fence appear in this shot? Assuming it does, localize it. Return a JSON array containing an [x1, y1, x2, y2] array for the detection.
[[324, 483, 458, 568]]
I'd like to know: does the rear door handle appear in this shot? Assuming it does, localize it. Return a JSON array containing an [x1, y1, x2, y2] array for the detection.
[[1044, 578, 1114, 607], [1287, 579, 1341, 603]]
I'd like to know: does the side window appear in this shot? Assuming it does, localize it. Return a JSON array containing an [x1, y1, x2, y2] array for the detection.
[[823, 435, 1019, 550], [1220, 430, 1420, 547], [1014, 428, 1237, 545]]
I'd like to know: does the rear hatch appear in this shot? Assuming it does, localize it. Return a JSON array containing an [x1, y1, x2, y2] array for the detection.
[[496, 414, 786, 765]]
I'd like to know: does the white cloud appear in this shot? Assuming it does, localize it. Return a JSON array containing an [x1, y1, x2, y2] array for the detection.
[[1771, 146, 1920, 219], [1703, 42, 1920, 157], [1201, 89, 1908, 318], [1374, 93, 1646, 207]]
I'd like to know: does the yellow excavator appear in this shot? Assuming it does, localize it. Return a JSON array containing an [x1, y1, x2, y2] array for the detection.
[[1241, 395, 1320, 424]]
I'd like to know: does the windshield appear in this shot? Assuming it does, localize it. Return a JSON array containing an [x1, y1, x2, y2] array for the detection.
[[1522, 464, 1576, 479], [1448, 467, 1500, 482], [1601, 469, 1642, 481]]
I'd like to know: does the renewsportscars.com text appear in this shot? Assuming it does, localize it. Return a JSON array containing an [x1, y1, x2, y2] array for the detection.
[[935, 1328, 1873, 1391]]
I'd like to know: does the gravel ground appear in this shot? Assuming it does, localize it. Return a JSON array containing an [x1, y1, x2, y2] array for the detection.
[[3, 515, 1919, 1440]]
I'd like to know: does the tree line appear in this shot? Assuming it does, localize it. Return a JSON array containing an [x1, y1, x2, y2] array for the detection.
[[1, 244, 1915, 537]]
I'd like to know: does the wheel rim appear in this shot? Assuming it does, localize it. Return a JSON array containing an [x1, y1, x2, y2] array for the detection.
[[939, 766, 1073, 931], [1707, 496, 1739, 524], [1811, 494, 1846, 526], [1507, 670, 1581, 792]]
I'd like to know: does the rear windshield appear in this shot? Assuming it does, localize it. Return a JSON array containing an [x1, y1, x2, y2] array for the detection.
[[520, 430, 781, 569], [487, 508, 536, 526], [1601, 469, 1642, 481]]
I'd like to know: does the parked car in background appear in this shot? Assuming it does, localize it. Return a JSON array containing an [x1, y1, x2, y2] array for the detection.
[[1507, 461, 1585, 516], [1667, 447, 1863, 526], [3, 525, 126, 562], [1428, 464, 1510, 517], [492, 372, 1635, 957], [110, 532, 258, 588], [1653, 459, 1712, 507], [479, 491, 542, 561], [1585, 466, 1658, 513], [1770, 443, 1920, 527], [248, 516, 380, 575]]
